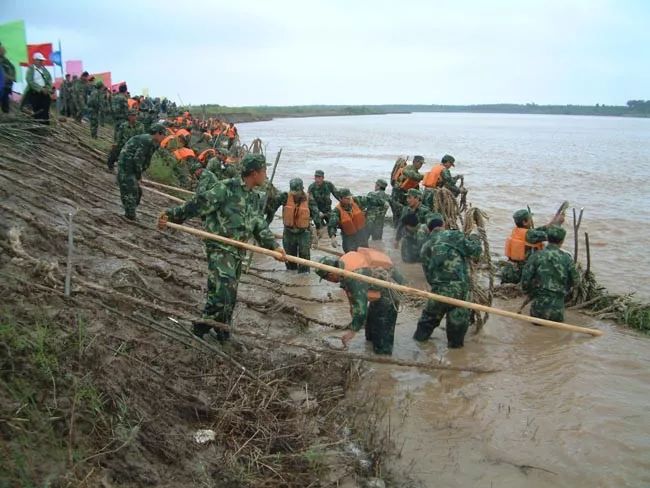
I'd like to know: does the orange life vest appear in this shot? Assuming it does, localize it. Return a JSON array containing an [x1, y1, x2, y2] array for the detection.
[[398, 168, 421, 190], [337, 201, 365, 235], [127, 98, 139, 110], [282, 193, 311, 229], [340, 248, 393, 301], [226, 126, 236, 138], [504, 227, 544, 262], [173, 147, 196, 162], [175, 128, 191, 139], [160, 135, 176, 149], [392, 166, 405, 185], [423, 164, 444, 188], [198, 149, 216, 163]]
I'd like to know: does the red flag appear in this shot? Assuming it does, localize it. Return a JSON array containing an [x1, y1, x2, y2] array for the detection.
[[20, 43, 54, 67]]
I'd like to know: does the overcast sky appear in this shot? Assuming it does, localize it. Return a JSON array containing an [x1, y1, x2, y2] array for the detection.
[[2, 0, 649, 106]]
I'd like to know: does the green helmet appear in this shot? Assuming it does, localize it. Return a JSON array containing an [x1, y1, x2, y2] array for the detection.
[[546, 225, 567, 243], [241, 154, 268, 172], [149, 123, 166, 135], [375, 178, 388, 189], [513, 209, 532, 225], [289, 178, 304, 192], [407, 188, 423, 199], [315, 256, 341, 280], [338, 188, 352, 198]]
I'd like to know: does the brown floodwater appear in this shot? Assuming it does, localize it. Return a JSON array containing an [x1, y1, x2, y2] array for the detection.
[[240, 113, 650, 487]]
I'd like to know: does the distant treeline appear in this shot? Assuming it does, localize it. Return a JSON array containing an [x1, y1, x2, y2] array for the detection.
[[188, 101, 650, 121]]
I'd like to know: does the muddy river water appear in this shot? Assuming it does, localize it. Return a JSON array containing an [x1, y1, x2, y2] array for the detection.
[[239, 113, 650, 487]]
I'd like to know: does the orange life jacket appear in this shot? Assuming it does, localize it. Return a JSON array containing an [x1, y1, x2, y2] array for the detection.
[[282, 193, 311, 229], [337, 201, 365, 235], [226, 127, 236, 138], [398, 168, 421, 190], [173, 147, 196, 162], [175, 128, 191, 139], [422, 164, 444, 188], [160, 135, 176, 149], [340, 248, 393, 301], [127, 98, 139, 110], [392, 166, 405, 185], [198, 149, 216, 163], [504, 227, 544, 262]]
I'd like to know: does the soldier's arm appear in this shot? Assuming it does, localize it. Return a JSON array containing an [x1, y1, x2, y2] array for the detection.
[[252, 214, 280, 250], [327, 208, 340, 237], [403, 167, 424, 182], [308, 197, 322, 228], [268, 191, 287, 217], [441, 169, 460, 196], [567, 257, 580, 294], [520, 254, 538, 294], [354, 195, 369, 210], [465, 234, 484, 259], [166, 182, 225, 223], [329, 182, 342, 201]]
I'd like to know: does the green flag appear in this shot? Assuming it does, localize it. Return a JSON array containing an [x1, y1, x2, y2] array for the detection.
[[0, 20, 28, 82]]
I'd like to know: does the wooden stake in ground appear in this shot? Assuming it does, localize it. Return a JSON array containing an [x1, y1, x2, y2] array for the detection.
[[162, 222, 604, 337]]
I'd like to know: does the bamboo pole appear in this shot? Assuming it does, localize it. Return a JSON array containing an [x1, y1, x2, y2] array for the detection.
[[141, 179, 195, 196], [164, 222, 603, 337], [141, 185, 184, 203]]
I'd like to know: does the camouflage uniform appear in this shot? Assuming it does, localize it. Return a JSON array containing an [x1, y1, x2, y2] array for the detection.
[[501, 209, 551, 284], [308, 171, 341, 224], [396, 190, 433, 263], [521, 227, 578, 322], [71, 77, 87, 122], [108, 117, 145, 170], [317, 256, 405, 355], [87, 83, 103, 138], [271, 179, 322, 272], [414, 229, 482, 348], [100, 89, 110, 126], [59, 78, 72, 116], [164, 155, 279, 339], [111, 92, 129, 141], [116, 132, 160, 219], [328, 191, 369, 253], [365, 180, 390, 240]]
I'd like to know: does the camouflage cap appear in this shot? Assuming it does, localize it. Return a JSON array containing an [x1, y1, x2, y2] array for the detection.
[[427, 212, 444, 230], [95, 79, 104, 87], [314, 169, 325, 177], [149, 123, 166, 134], [513, 209, 532, 224], [546, 225, 567, 242], [241, 153, 268, 172], [375, 178, 388, 189], [289, 178, 304, 191], [413, 155, 425, 163], [441, 154, 455, 165], [315, 256, 342, 280], [407, 188, 423, 199], [338, 188, 352, 198]]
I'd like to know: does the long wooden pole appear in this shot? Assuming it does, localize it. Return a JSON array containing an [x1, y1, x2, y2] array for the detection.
[[164, 222, 603, 337], [141, 179, 195, 196], [141, 185, 184, 203]]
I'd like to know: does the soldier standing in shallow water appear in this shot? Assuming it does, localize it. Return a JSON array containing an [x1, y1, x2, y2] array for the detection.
[[521, 225, 579, 322], [159, 154, 287, 341], [308, 169, 341, 227], [365, 179, 390, 241]]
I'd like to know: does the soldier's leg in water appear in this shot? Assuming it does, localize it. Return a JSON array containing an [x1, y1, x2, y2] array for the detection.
[[500, 261, 522, 284], [368, 297, 397, 354], [296, 230, 311, 273], [530, 292, 565, 322], [414, 299, 447, 341], [445, 306, 471, 348], [283, 230, 298, 270]]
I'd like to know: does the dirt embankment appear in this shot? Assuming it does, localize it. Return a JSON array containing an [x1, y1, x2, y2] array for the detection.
[[0, 117, 407, 487]]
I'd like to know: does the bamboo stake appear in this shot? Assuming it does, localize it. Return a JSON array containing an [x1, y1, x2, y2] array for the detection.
[[164, 222, 603, 337], [141, 185, 184, 203], [141, 179, 195, 196]]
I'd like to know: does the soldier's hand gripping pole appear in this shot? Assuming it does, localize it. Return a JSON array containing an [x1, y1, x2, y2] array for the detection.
[[161, 221, 603, 337]]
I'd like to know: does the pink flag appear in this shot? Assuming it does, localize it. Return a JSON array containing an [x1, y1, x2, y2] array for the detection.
[[91, 72, 112, 89], [111, 81, 126, 93], [65, 60, 83, 77]]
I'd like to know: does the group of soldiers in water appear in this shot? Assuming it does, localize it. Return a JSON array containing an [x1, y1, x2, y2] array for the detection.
[[109, 106, 577, 355]]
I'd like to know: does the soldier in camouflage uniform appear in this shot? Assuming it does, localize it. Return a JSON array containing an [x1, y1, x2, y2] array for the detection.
[[414, 216, 483, 348], [396, 188, 433, 263], [391, 155, 424, 225], [328, 188, 369, 253], [159, 154, 287, 340], [87, 79, 104, 138], [501, 209, 564, 284], [71, 72, 88, 122], [111, 84, 129, 141], [270, 178, 322, 273], [99, 86, 110, 127], [365, 179, 390, 240], [308, 169, 341, 227], [521, 226, 578, 322], [316, 252, 405, 355], [116, 123, 166, 220], [59, 74, 72, 116], [108, 110, 145, 171]]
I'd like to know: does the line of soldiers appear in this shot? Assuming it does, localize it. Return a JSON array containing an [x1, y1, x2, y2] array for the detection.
[[111, 113, 577, 356]]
